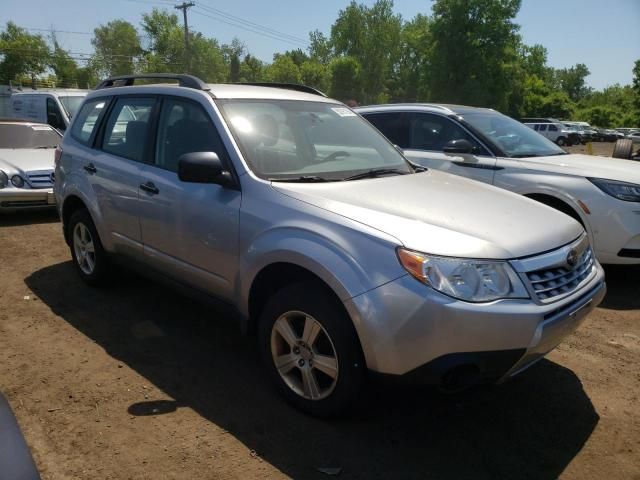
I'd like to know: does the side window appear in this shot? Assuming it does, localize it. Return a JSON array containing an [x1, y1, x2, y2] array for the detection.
[[538, 124, 547, 132], [70, 98, 108, 145], [46, 98, 65, 131], [532, 124, 540, 131], [549, 124, 558, 131], [155, 97, 227, 173], [101, 97, 155, 162], [362, 112, 409, 148], [408, 113, 485, 154]]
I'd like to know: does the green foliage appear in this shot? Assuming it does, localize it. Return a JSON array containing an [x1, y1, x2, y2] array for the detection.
[[239, 54, 264, 82], [140, 9, 225, 82], [575, 106, 618, 128], [0, 22, 50, 84], [427, 0, 522, 111], [329, 56, 362, 103], [265, 55, 301, 83], [554, 63, 592, 102], [91, 19, 142, 77], [331, 0, 402, 103], [300, 61, 330, 93], [308, 30, 333, 64]]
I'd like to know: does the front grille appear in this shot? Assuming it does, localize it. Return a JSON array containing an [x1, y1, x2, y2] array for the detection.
[[26, 169, 54, 188], [526, 247, 595, 302]]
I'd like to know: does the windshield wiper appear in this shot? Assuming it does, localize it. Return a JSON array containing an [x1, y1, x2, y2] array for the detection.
[[342, 168, 410, 181], [35, 145, 58, 149], [511, 152, 568, 158], [268, 175, 332, 183]]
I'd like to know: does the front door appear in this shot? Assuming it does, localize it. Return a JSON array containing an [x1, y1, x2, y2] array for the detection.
[[138, 96, 241, 300], [401, 112, 498, 185]]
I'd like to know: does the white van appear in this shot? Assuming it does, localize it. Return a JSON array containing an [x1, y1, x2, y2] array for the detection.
[[523, 121, 576, 146], [10, 90, 89, 132]]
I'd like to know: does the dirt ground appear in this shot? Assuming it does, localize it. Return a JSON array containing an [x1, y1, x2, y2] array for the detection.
[[1, 170, 639, 479]]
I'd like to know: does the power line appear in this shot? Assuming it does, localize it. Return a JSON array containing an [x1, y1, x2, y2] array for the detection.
[[196, 1, 308, 44], [191, 8, 307, 48], [175, 1, 195, 72]]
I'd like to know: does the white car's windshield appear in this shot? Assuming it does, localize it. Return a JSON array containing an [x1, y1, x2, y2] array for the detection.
[[462, 111, 566, 158], [59, 95, 86, 118], [218, 100, 412, 181]]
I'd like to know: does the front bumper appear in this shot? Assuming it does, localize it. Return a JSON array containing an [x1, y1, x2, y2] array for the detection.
[[0, 188, 55, 210], [344, 263, 605, 381]]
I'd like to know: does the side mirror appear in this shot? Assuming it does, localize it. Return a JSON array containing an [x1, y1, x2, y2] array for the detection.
[[443, 139, 473, 155], [178, 152, 234, 187]]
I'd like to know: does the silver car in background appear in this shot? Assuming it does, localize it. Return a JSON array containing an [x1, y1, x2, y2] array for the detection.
[[54, 75, 605, 417], [0, 120, 60, 211]]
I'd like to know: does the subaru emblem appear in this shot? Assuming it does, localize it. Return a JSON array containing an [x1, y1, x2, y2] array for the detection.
[[566, 249, 579, 267]]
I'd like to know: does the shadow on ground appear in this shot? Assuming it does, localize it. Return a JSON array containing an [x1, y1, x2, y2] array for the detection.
[[599, 265, 640, 310], [27, 262, 600, 480], [0, 209, 59, 227]]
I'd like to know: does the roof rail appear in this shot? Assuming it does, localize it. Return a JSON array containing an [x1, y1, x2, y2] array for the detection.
[[95, 74, 209, 91], [236, 82, 327, 97]]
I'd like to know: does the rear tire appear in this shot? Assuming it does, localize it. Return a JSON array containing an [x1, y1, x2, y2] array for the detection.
[[258, 281, 366, 417], [68, 209, 111, 286], [612, 139, 634, 159]]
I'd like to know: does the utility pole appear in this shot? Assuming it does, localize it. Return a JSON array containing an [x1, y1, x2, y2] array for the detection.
[[175, 1, 195, 73]]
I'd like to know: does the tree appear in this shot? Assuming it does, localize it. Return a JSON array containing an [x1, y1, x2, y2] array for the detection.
[[308, 30, 333, 64], [91, 20, 141, 77], [140, 9, 226, 82], [239, 54, 265, 82], [0, 22, 50, 85], [222, 38, 245, 82], [554, 63, 591, 102], [427, 0, 522, 111], [265, 55, 301, 83], [300, 61, 330, 92], [632, 59, 640, 123], [275, 48, 309, 67], [329, 56, 362, 103], [331, 0, 402, 103], [389, 13, 430, 102], [49, 34, 80, 87]]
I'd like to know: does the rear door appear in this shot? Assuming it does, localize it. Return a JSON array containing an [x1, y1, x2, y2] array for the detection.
[[138, 96, 241, 300], [85, 96, 157, 257]]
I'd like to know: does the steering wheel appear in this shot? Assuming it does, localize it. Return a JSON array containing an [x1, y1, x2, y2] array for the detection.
[[317, 151, 351, 164]]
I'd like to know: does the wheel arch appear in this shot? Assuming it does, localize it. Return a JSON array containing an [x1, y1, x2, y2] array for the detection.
[[61, 194, 88, 245], [524, 192, 587, 229]]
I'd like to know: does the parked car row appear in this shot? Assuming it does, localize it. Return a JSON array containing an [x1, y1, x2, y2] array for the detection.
[[7, 74, 640, 417]]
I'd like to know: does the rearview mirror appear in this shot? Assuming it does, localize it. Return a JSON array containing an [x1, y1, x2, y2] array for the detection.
[[443, 139, 473, 155], [178, 152, 235, 187]]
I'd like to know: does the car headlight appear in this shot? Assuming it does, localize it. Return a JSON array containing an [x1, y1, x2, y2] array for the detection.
[[588, 178, 640, 202], [0, 170, 7, 189], [11, 175, 25, 188], [397, 248, 529, 302]]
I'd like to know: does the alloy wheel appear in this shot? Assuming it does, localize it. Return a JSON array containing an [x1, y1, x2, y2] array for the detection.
[[270, 311, 339, 401], [73, 222, 96, 275]]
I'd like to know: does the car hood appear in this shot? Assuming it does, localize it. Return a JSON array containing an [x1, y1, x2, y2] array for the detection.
[[0, 148, 56, 174], [272, 170, 582, 259], [510, 153, 640, 183]]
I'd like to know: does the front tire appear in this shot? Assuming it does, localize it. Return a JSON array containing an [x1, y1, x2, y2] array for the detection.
[[258, 282, 366, 417], [556, 136, 567, 146], [68, 209, 111, 286]]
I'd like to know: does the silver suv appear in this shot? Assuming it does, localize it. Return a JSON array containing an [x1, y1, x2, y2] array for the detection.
[[54, 74, 606, 417]]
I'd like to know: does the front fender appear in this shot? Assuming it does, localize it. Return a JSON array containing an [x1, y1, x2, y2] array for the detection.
[[237, 225, 404, 318]]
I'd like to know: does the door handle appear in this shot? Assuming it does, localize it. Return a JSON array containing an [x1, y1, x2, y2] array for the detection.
[[140, 181, 159, 195], [83, 163, 97, 174]]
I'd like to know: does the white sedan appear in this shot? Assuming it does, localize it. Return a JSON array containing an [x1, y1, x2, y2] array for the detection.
[[358, 104, 640, 264], [0, 120, 61, 211]]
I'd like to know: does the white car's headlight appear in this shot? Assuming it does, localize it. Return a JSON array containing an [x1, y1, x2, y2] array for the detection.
[[0, 170, 7, 189], [589, 178, 640, 202], [397, 248, 529, 302], [11, 175, 25, 188]]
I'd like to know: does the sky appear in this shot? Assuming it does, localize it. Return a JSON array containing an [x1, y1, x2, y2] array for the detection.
[[1, 0, 639, 90]]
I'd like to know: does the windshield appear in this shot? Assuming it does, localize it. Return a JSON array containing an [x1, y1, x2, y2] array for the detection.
[[0, 123, 61, 148], [59, 95, 86, 118], [462, 111, 566, 157], [217, 100, 412, 180]]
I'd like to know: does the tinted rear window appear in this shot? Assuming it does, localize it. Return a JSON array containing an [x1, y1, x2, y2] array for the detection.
[[0, 124, 61, 148]]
